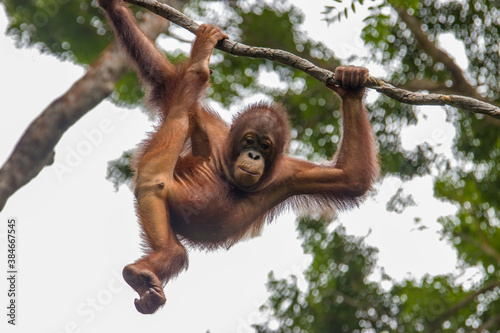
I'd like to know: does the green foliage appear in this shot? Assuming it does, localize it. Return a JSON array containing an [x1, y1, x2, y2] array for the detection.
[[3, 0, 112, 64], [257, 217, 500, 332], [188, 0, 346, 159], [324, 0, 372, 23], [111, 52, 190, 107], [369, 96, 440, 178], [391, 275, 469, 332], [361, 4, 452, 87], [323, 0, 419, 24], [106, 150, 134, 191], [8, 0, 436, 185], [340, 0, 500, 272], [386, 187, 416, 213], [255, 221, 395, 332], [8, 0, 500, 329], [257, 0, 500, 332], [113, 71, 145, 107], [414, 0, 500, 102]]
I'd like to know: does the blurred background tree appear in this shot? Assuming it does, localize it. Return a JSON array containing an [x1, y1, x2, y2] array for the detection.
[[255, 0, 500, 331], [1, 0, 500, 331]]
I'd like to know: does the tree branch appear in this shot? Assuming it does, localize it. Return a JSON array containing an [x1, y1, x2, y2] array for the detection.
[[457, 231, 500, 265], [428, 280, 500, 332], [400, 78, 453, 95], [126, 0, 500, 118], [473, 312, 500, 332], [0, 43, 129, 212], [0, 0, 186, 212], [394, 6, 481, 100]]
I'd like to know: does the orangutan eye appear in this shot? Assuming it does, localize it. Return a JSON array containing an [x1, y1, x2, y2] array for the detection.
[[246, 137, 255, 146], [261, 142, 269, 150]]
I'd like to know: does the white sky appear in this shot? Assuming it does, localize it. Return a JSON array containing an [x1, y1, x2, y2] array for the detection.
[[0, 1, 473, 332]]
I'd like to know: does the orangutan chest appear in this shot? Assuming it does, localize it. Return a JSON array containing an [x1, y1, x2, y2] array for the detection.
[[169, 183, 260, 239]]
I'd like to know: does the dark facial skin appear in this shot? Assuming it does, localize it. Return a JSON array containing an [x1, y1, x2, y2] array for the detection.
[[99, 0, 378, 316], [233, 131, 273, 188]]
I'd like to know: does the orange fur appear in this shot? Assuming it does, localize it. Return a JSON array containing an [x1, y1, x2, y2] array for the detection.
[[99, 0, 379, 314]]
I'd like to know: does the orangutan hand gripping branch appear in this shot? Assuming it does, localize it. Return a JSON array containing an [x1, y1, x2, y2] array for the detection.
[[98, 0, 379, 314]]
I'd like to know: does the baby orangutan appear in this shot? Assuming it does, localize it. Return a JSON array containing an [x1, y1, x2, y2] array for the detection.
[[98, 0, 378, 314]]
